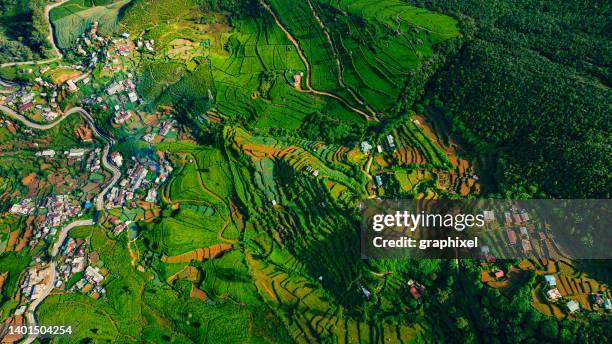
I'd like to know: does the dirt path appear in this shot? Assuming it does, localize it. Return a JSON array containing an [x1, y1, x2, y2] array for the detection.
[[217, 201, 240, 244], [191, 154, 225, 204], [305, 0, 378, 117], [259, 0, 377, 122]]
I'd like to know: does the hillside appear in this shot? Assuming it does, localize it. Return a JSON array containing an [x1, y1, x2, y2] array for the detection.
[[0, 0, 49, 62], [413, 0, 611, 198]]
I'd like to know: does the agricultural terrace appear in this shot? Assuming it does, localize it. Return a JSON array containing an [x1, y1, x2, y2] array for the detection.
[[122, 0, 368, 127], [36, 226, 286, 343], [225, 126, 363, 193], [50, 0, 130, 50], [246, 233, 428, 342], [268, 0, 460, 113], [119, 0, 219, 112], [151, 143, 239, 257], [209, 14, 364, 128], [120, 0, 217, 50]]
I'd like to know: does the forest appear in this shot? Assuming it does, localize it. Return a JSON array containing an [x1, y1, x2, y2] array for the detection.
[[0, 0, 50, 63], [411, 0, 611, 199]]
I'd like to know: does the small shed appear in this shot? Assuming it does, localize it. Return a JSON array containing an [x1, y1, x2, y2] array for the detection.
[[507, 230, 517, 245], [547, 288, 562, 301], [566, 300, 580, 313], [409, 286, 420, 300]]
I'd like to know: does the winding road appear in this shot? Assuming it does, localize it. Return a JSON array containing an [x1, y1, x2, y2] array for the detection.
[[2, 102, 120, 343], [22, 219, 94, 344], [304, 0, 377, 117], [0, 104, 121, 210], [0, 11, 120, 339]]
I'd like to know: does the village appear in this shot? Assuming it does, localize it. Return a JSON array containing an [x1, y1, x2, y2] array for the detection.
[[0, 20, 153, 131], [0, 23, 185, 340], [9, 195, 82, 248], [478, 202, 611, 319]]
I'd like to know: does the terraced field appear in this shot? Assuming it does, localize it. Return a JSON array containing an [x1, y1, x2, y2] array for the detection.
[[121, 2, 479, 336], [267, 0, 460, 114], [210, 15, 364, 128], [51, 0, 130, 49]]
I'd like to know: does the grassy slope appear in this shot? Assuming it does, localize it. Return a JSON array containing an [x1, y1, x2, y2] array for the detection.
[[267, 0, 459, 113], [50, 0, 130, 49], [37, 227, 288, 343]]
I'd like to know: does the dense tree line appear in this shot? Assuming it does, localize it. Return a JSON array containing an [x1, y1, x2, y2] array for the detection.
[[299, 112, 367, 145], [197, 0, 260, 19], [409, 0, 611, 198]]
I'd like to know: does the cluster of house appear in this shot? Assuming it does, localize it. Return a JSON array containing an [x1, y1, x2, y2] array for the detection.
[[9, 198, 36, 216], [1, 83, 60, 120], [85, 148, 102, 172], [142, 120, 175, 143], [359, 134, 396, 155], [34, 148, 89, 161], [10, 195, 83, 251], [304, 165, 320, 177], [40, 195, 82, 228], [57, 237, 106, 298], [75, 21, 106, 66], [18, 267, 51, 306], [104, 156, 172, 208], [499, 207, 546, 254], [105, 78, 139, 125], [10, 195, 80, 228], [109, 217, 131, 236], [504, 208, 530, 226], [543, 274, 611, 314], [359, 278, 426, 303], [1, 56, 96, 121], [136, 36, 155, 53], [507, 228, 537, 254], [75, 21, 139, 71], [359, 135, 398, 190]]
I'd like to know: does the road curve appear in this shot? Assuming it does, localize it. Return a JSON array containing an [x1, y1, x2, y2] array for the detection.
[[22, 262, 55, 344], [77, 109, 120, 210], [0, 0, 69, 68], [51, 219, 95, 256], [0, 104, 75, 130], [0, 105, 121, 210]]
